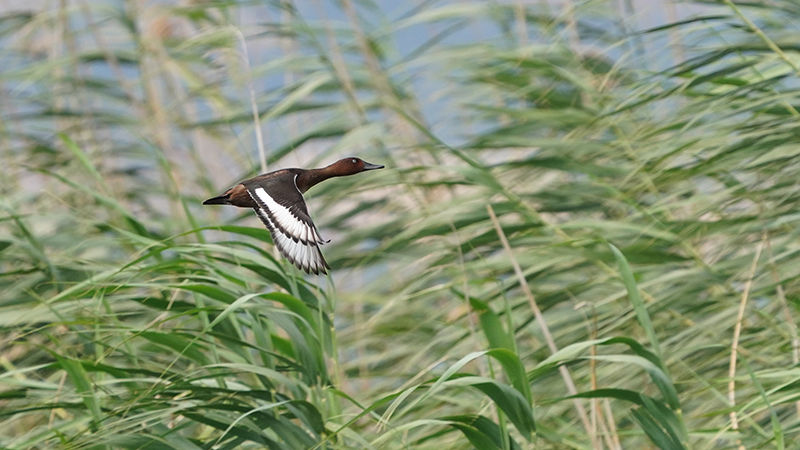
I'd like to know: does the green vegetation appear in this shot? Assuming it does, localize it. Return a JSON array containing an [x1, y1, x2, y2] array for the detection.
[[2, 0, 800, 448]]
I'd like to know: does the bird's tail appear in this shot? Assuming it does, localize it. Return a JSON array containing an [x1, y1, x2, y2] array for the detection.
[[202, 194, 230, 205]]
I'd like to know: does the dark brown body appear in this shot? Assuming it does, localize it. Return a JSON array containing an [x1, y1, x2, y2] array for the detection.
[[202, 157, 384, 275], [211, 169, 308, 209], [203, 160, 383, 208]]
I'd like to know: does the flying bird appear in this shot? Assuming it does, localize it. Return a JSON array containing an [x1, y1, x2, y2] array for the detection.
[[203, 157, 384, 275]]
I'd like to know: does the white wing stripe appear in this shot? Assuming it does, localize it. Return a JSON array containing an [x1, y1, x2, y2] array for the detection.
[[262, 208, 325, 274], [254, 187, 314, 244], [253, 186, 328, 245], [249, 189, 329, 275], [296, 242, 304, 269]]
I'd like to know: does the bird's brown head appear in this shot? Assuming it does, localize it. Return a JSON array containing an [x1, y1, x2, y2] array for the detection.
[[328, 157, 385, 176]]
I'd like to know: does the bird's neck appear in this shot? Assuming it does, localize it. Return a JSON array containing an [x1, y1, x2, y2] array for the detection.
[[296, 166, 338, 193]]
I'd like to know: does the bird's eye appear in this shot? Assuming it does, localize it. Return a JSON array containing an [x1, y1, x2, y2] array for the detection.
[[352, 159, 358, 164]]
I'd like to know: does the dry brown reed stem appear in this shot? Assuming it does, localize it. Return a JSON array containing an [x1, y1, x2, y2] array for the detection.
[[603, 398, 622, 450], [728, 235, 765, 449], [451, 222, 489, 376], [594, 405, 620, 450], [486, 204, 597, 449], [576, 300, 621, 450], [48, 371, 67, 427]]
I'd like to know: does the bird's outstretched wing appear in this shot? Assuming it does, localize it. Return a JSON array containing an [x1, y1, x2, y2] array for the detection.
[[245, 174, 330, 275]]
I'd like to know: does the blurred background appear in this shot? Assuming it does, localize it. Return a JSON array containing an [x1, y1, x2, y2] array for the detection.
[[3, 0, 800, 448]]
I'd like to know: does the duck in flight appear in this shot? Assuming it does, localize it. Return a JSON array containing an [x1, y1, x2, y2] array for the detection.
[[203, 157, 384, 275]]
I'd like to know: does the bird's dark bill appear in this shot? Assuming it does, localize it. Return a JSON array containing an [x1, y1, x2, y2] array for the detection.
[[362, 161, 385, 170]]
